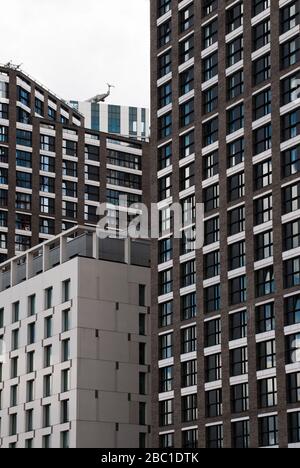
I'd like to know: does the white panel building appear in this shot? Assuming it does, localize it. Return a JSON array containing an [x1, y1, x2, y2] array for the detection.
[[0, 227, 151, 448]]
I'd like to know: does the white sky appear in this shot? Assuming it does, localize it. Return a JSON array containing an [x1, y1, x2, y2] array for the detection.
[[2, 0, 150, 108]]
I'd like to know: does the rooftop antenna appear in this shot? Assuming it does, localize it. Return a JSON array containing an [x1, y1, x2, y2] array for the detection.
[[86, 83, 115, 103]]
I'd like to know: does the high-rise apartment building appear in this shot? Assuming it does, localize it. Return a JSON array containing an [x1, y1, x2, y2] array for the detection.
[[151, 0, 300, 448], [69, 101, 150, 140], [0, 227, 151, 448], [0, 65, 150, 261]]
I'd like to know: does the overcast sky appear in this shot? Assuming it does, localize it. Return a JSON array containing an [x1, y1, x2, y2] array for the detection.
[[2, 0, 150, 108]]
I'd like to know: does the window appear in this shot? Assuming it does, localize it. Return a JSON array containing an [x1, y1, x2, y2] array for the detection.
[[288, 412, 300, 444], [256, 266, 275, 297], [206, 425, 223, 449], [205, 318, 221, 348], [40, 155, 55, 173], [255, 230, 273, 261], [206, 389, 222, 418], [254, 123, 272, 154], [85, 144, 99, 162], [281, 37, 300, 70], [181, 326, 196, 354], [61, 431, 69, 449], [287, 372, 300, 404], [203, 183, 219, 212], [158, 112, 172, 139], [159, 366, 173, 393], [203, 151, 219, 179], [231, 383, 249, 413], [255, 194, 272, 225], [182, 394, 197, 423], [158, 81, 172, 108], [285, 294, 300, 326], [0, 81, 8, 99], [18, 86, 30, 106], [158, 0, 171, 18], [227, 36, 243, 67], [232, 420, 250, 449], [0, 103, 8, 120], [229, 241, 245, 271], [180, 99, 194, 127], [230, 310, 247, 341], [229, 205, 245, 236], [253, 19, 270, 51], [252, 0, 270, 17], [227, 70, 244, 100], [228, 172, 245, 202], [9, 413, 17, 436], [62, 201, 77, 219], [159, 333, 173, 360], [159, 301, 173, 328], [61, 399, 69, 424], [61, 369, 70, 393], [159, 399, 173, 427], [40, 176, 55, 193], [253, 88, 271, 121], [15, 235, 31, 252], [40, 196, 54, 215], [62, 339, 70, 362], [158, 20, 171, 48], [158, 50, 172, 78], [284, 257, 300, 289], [63, 139, 77, 157], [180, 130, 194, 159], [256, 302, 275, 333], [202, 19, 218, 49], [228, 138, 244, 168], [281, 1, 299, 34], [62, 309, 70, 332], [254, 159, 272, 190], [203, 117, 219, 146], [259, 415, 278, 447], [230, 346, 248, 376], [181, 360, 197, 388], [286, 333, 300, 364], [229, 275, 247, 305], [258, 377, 277, 408], [257, 340, 276, 370], [227, 2, 243, 33], [0, 126, 8, 143], [228, 103, 244, 135], [203, 85, 218, 114], [180, 163, 195, 191], [16, 129, 32, 147], [204, 216, 219, 245], [204, 284, 220, 313], [181, 293, 196, 321], [40, 135, 55, 152], [160, 433, 174, 449], [205, 353, 222, 382], [281, 71, 300, 106], [179, 4, 194, 33], [159, 269, 173, 295], [283, 110, 300, 144], [204, 250, 220, 279], [182, 429, 198, 449], [202, 52, 218, 81], [179, 35, 194, 64], [254, 54, 271, 86], [282, 145, 300, 178], [283, 182, 300, 214]]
